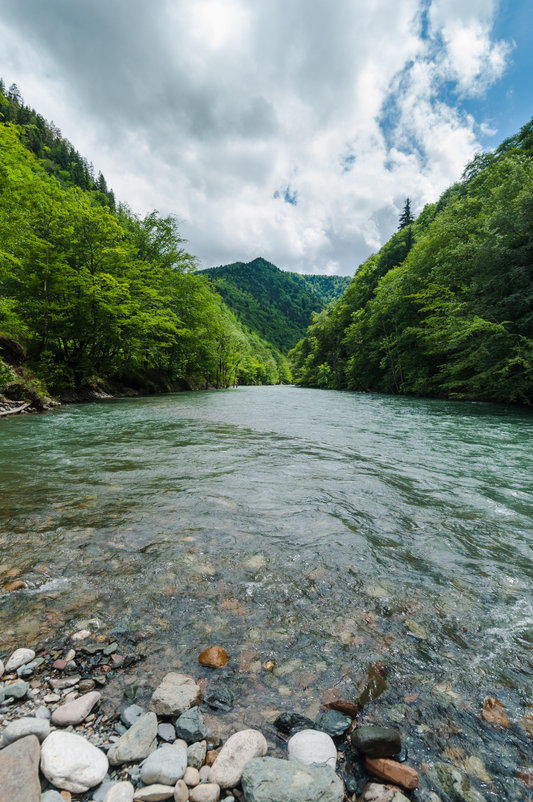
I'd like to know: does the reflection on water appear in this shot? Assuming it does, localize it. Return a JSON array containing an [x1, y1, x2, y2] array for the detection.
[[1, 386, 532, 798]]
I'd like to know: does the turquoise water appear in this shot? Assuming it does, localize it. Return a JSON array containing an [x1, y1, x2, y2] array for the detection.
[[1, 386, 532, 797]]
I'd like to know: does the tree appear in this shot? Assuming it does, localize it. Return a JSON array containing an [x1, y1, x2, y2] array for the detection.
[[398, 197, 414, 229]]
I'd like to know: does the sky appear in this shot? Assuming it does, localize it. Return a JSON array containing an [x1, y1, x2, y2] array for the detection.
[[1, 0, 531, 276]]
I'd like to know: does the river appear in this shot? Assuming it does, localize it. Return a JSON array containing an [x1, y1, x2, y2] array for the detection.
[[1, 386, 532, 798]]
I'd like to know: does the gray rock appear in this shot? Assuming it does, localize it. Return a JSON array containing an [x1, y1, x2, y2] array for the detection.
[[150, 673, 202, 717], [157, 723, 175, 742], [40, 791, 65, 802], [51, 690, 101, 726], [40, 730, 109, 793], [0, 734, 41, 802], [133, 785, 175, 801], [209, 729, 268, 789], [315, 709, 351, 738], [120, 703, 146, 728], [108, 712, 158, 765], [175, 707, 207, 744], [140, 743, 187, 785], [187, 739, 207, 768], [358, 783, 411, 802], [5, 648, 35, 673], [35, 706, 51, 720], [432, 762, 487, 802], [0, 659, 3, 678], [0, 716, 50, 747], [91, 780, 116, 802], [104, 781, 135, 802], [273, 712, 315, 735], [2, 680, 29, 700], [49, 675, 80, 690], [351, 726, 401, 758], [241, 756, 344, 802], [287, 728, 337, 769]]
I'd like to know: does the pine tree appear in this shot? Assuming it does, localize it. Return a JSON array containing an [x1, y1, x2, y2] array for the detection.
[[398, 197, 414, 229]]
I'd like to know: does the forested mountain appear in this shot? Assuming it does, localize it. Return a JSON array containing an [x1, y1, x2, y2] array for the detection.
[[0, 83, 291, 398], [290, 118, 533, 404], [200, 258, 350, 352]]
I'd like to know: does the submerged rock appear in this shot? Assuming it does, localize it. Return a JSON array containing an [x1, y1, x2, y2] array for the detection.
[[364, 757, 419, 790], [198, 646, 228, 668], [315, 709, 352, 738], [40, 730, 108, 793], [357, 783, 411, 802], [351, 726, 401, 758], [433, 762, 487, 802], [241, 756, 344, 802], [481, 697, 510, 728], [273, 712, 315, 735]]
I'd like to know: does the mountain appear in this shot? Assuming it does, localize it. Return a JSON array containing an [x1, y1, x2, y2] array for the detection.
[[290, 117, 533, 405], [200, 258, 350, 352]]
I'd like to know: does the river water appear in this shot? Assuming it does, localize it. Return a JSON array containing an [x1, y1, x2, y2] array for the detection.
[[1, 386, 532, 798]]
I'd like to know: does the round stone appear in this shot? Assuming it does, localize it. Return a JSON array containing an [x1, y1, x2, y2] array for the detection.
[[40, 731, 109, 793], [288, 729, 337, 769]]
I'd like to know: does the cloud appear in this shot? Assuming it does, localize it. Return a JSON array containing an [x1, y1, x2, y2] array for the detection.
[[0, 0, 512, 275]]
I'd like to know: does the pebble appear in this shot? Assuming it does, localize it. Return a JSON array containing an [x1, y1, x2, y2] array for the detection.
[[41, 791, 66, 802], [198, 647, 228, 669], [205, 750, 218, 766], [0, 716, 50, 747], [184, 766, 201, 786], [481, 697, 510, 728], [199, 765, 211, 782], [0, 734, 41, 802], [49, 676, 80, 690], [357, 783, 411, 802], [189, 784, 221, 802], [103, 781, 135, 801], [120, 703, 146, 728], [133, 785, 175, 801], [158, 723, 176, 742], [351, 726, 402, 758], [2, 680, 29, 700], [35, 705, 51, 720], [0, 659, 3, 678], [51, 690, 101, 726], [209, 729, 268, 788], [140, 743, 188, 785], [40, 730, 109, 793], [150, 674, 202, 717], [288, 728, 337, 769], [175, 707, 207, 744], [79, 679, 96, 693], [108, 712, 158, 765], [72, 629, 91, 641], [188, 740, 207, 769], [173, 780, 189, 802], [241, 756, 344, 802], [44, 694, 61, 703], [273, 712, 315, 735], [364, 757, 419, 790], [64, 649, 76, 662], [314, 709, 352, 738]]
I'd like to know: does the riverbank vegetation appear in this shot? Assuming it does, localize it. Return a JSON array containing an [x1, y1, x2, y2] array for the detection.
[[290, 119, 533, 405], [0, 82, 290, 400]]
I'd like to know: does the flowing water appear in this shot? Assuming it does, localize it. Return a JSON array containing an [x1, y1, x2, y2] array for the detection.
[[1, 386, 532, 798]]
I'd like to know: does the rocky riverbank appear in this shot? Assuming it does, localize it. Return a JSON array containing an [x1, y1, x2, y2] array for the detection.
[[0, 627, 517, 802]]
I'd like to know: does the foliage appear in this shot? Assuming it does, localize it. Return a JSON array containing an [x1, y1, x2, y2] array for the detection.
[[290, 118, 533, 405], [0, 120, 289, 394], [200, 258, 350, 352]]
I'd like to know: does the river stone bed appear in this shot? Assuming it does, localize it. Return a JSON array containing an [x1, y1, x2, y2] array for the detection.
[[1, 632, 528, 802]]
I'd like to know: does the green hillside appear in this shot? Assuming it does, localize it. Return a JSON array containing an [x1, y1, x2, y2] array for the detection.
[[0, 84, 291, 398], [290, 118, 533, 405], [200, 258, 350, 352]]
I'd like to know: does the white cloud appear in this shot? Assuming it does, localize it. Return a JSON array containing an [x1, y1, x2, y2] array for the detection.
[[0, 0, 511, 275]]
